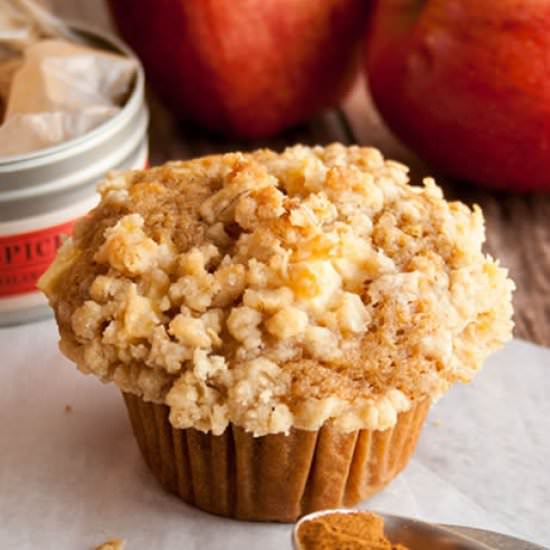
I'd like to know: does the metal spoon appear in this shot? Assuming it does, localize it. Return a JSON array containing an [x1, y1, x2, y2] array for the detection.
[[292, 509, 546, 549]]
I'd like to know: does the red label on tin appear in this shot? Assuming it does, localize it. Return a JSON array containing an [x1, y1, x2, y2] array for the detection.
[[0, 220, 76, 298]]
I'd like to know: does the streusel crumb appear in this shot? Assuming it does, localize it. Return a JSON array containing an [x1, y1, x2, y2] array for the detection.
[[95, 538, 125, 550], [39, 144, 514, 435]]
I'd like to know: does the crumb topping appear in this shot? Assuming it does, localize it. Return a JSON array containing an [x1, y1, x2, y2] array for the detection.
[[95, 538, 125, 550], [39, 144, 514, 435]]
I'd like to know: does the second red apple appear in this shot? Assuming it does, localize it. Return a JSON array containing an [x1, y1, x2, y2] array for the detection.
[[366, 0, 550, 192]]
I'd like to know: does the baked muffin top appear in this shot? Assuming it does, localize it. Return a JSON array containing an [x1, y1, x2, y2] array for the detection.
[[39, 144, 514, 436]]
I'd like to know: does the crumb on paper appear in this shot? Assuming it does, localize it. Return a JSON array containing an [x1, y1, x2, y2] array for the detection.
[[431, 419, 443, 428], [95, 538, 125, 550]]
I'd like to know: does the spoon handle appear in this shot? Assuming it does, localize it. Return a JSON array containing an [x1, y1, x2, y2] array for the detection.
[[443, 524, 547, 550]]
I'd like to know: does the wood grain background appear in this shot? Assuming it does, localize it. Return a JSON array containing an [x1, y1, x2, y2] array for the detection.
[[50, 0, 550, 347]]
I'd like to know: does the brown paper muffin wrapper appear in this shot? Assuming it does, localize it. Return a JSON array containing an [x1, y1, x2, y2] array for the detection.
[[122, 392, 430, 522]]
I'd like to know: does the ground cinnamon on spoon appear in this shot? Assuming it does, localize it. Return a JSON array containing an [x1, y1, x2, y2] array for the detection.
[[296, 511, 409, 550]]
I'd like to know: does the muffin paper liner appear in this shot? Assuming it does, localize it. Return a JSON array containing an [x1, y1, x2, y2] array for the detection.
[[123, 392, 430, 522]]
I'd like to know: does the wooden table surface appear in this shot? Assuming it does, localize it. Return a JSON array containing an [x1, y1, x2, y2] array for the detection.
[[51, 0, 550, 347]]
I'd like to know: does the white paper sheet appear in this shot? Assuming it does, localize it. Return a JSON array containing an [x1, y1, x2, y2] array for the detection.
[[0, 1, 136, 157], [1, 320, 549, 549]]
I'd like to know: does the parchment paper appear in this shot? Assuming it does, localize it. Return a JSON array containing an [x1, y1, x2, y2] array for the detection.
[[0, 0, 136, 157], [1, 320, 549, 549]]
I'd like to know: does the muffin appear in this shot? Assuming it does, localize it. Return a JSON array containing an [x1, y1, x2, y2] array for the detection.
[[39, 144, 514, 522]]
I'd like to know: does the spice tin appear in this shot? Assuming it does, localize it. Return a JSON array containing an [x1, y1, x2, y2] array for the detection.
[[0, 24, 148, 326]]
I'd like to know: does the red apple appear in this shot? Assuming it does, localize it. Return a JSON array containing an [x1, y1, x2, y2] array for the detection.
[[108, 0, 371, 139], [365, 0, 550, 192]]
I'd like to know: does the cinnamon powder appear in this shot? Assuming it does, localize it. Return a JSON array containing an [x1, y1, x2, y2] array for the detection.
[[296, 511, 409, 550]]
